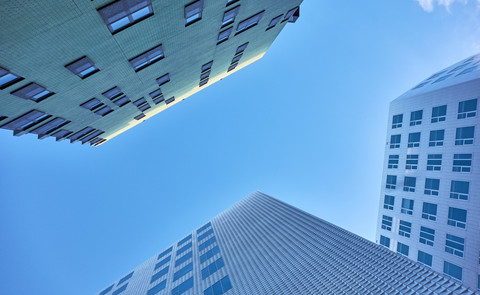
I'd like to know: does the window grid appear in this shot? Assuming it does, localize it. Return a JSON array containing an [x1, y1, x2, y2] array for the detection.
[[401, 198, 414, 215], [450, 180, 469, 200], [431, 105, 447, 123], [392, 114, 403, 129], [445, 234, 465, 257], [398, 220, 412, 238], [390, 134, 401, 149], [419, 226, 435, 246], [405, 154, 418, 170], [452, 154, 472, 172], [424, 178, 440, 196], [381, 215, 393, 231], [388, 155, 399, 169], [383, 195, 394, 210], [427, 154, 442, 171], [422, 202, 437, 221], [429, 130, 444, 146], [410, 110, 423, 126], [457, 98, 477, 119]]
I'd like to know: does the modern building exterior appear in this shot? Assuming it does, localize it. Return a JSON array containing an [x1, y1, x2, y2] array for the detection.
[[0, 0, 301, 146], [376, 53, 480, 290], [97, 191, 476, 295]]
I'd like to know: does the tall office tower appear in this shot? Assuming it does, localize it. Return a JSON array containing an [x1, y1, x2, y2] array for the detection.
[[0, 0, 301, 146], [97, 192, 476, 295], [376, 53, 480, 290]]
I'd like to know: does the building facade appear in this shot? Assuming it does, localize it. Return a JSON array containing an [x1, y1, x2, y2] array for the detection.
[[97, 191, 476, 295], [376, 53, 480, 290], [0, 0, 301, 146]]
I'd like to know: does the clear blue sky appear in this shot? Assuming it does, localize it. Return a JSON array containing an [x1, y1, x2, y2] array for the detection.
[[1, 1, 479, 295]]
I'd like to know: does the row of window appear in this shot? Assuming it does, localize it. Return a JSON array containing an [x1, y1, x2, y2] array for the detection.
[[99, 271, 134, 295], [391, 99, 477, 130], [390, 126, 476, 149], [385, 177, 470, 199], [379, 237, 465, 281], [227, 43, 248, 72], [389, 152, 473, 174]]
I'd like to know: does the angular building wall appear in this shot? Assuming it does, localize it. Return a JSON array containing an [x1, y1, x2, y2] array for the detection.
[[98, 191, 476, 295], [0, 0, 302, 146], [376, 53, 480, 290]]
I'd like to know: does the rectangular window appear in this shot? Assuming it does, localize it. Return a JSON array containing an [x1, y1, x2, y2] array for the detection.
[[458, 66, 478, 75], [445, 234, 465, 257], [69, 127, 96, 143], [172, 277, 194, 295], [217, 27, 233, 44], [185, 0, 204, 26], [200, 246, 220, 263], [226, 0, 239, 6], [448, 207, 467, 229], [444, 261, 462, 281], [147, 279, 167, 295], [455, 126, 475, 145], [431, 105, 447, 123], [398, 220, 412, 238], [386, 175, 396, 189], [453, 154, 472, 172], [81, 98, 103, 111], [1, 110, 51, 134], [405, 154, 418, 170], [424, 178, 440, 196], [112, 284, 128, 295], [199, 236, 217, 252], [173, 262, 193, 282], [198, 228, 214, 242], [408, 132, 421, 147], [11, 82, 54, 102], [427, 154, 442, 171], [227, 63, 237, 72], [232, 53, 242, 64], [149, 89, 163, 99], [133, 97, 147, 107], [201, 257, 225, 280], [95, 105, 114, 116], [379, 235, 390, 248], [65, 56, 99, 79], [150, 266, 169, 284], [176, 242, 192, 256], [390, 134, 401, 148], [458, 98, 477, 119], [450, 180, 469, 200], [282, 7, 299, 23], [410, 110, 423, 126], [166, 97, 175, 104], [202, 61, 213, 72], [178, 234, 192, 247], [397, 242, 409, 256], [236, 11, 265, 35], [138, 103, 150, 112], [433, 73, 453, 83], [129, 44, 164, 72], [419, 226, 435, 246], [100, 285, 114, 295], [156, 73, 170, 86], [422, 202, 437, 221], [222, 6, 240, 27], [392, 114, 403, 129], [51, 129, 73, 142], [158, 247, 173, 260], [401, 198, 414, 215], [0, 66, 23, 89], [381, 215, 393, 231], [388, 155, 399, 168], [175, 251, 193, 267], [134, 113, 145, 120], [236, 42, 249, 54], [383, 195, 394, 210], [403, 177, 416, 192], [197, 222, 212, 234], [97, 0, 154, 34], [429, 130, 444, 146], [417, 251, 433, 267], [30, 117, 69, 138], [118, 271, 134, 285], [203, 275, 232, 295], [266, 14, 283, 31], [154, 256, 171, 270]]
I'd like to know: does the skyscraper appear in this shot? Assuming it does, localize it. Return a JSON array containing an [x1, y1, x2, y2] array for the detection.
[[97, 191, 476, 295], [376, 53, 480, 290], [0, 0, 301, 146]]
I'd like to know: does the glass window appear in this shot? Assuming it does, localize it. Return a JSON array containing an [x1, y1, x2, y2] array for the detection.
[[185, 0, 204, 26], [65, 56, 99, 78], [403, 177, 416, 192], [156, 73, 170, 86], [457, 66, 478, 75], [175, 251, 193, 267], [134, 113, 145, 120], [102, 86, 123, 99], [11, 82, 54, 102], [405, 154, 418, 170], [379, 235, 390, 248], [445, 234, 465, 257], [203, 275, 232, 295], [178, 234, 192, 247], [398, 220, 412, 238], [201, 257, 225, 280], [166, 97, 175, 104], [390, 134, 401, 149], [388, 155, 399, 169], [392, 114, 403, 129], [150, 89, 163, 99], [51, 129, 73, 141], [197, 222, 212, 234], [444, 261, 462, 281], [118, 271, 134, 285], [222, 6, 240, 26], [458, 98, 477, 119], [133, 97, 147, 107], [227, 63, 237, 72], [0, 66, 23, 89], [419, 226, 435, 246], [424, 178, 440, 196], [198, 228, 214, 241], [282, 7, 299, 22], [176, 242, 193, 256], [410, 110, 423, 126], [112, 284, 128, 295], [200, 246, 220, 263], [383, 195, 394, 210], [1, 110, 50, 134], [232, 53, 242, 64], [153, 96, 164, 104], [95, 105, 114, 117], [81, 98, 103, 110], [381, 215, 393, 231], [199, 236, 217, 252], [266, 14, 283, 31], [452, 154, 472, 172], [97, 0, 154, 34], [236, 43, 249, 54], [172, 277, 194, 295], [217, 27, 233, 44], [154, 256, 171, 270], [455, 126, 475, 145], [397, 242, 409, 256], [450, 180, 469, 200], [226, 0, 239, 6], [173, 262, 193, 281], [422, 202, 437, 221], [431, 105, 447, 123], [386, 175, 396, 189], [200, 78, 209, 87], [417, 251, 433, 267], [427, 154, 442, 171], [236, 11, 265, 34], [202, 61, 213, 72], [147, 279, 167, 295], [448, 207, 467, 229], [30, 117, 69, 138], [112, 96, 131, 107], [100, 284, 114, 295], [429, 130, 444, 146], [408, 132, 421, 147], [150, 266, 169, 283], [401, 198, 414, 215], [129, 44, 164, 72]]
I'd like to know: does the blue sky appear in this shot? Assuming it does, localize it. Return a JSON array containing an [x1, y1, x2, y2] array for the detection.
[[1, 1, 479, 295]]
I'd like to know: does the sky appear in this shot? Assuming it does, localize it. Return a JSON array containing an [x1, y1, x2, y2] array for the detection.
[[1, 1, 479, 295]]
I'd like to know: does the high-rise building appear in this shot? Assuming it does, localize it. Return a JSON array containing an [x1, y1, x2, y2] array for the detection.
[[376, 53, 480, 290], [97, 191, 476, 295], [0, 0, 301, 146]]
